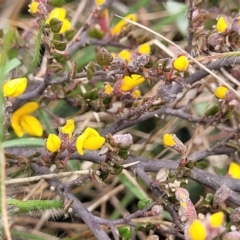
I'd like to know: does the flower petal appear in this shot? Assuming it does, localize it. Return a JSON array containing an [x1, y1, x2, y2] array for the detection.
[[227, 162, 240, 179], [216, 16, 228, 33], [118, 50, 131, 62], [46, 8, 66, 23], [13, 102, 39, 119], [11, 121, 24, 137], [20, 114, 43, 137], [214, 86, 228, 99], [187, 219, 207, 240], [163, 134, 176, 147], [3, 78, 27, 98], [28, 1, 40, 15], [120, 74, 145, 92], [209, 212, 225, 228], [83, 136, 105, 150], [59, 19, 71, 33], [173, 55, 189, 72], [46, 134, 62, 152], [61, 119, 75, 138], [111, 14, 137, 36], [138, 43, 151, 55], [76, 127, 105, 155]]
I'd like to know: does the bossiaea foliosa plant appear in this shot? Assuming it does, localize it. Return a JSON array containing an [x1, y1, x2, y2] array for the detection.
[[1, 0, 240, 239]]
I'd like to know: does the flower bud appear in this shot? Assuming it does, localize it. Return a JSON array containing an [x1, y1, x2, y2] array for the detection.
[[162, 134, 186, 154], [3, 78, 27, 98], [216, 16, 228, 34], [172, 55, 189, 72], [46, 134, 62, 152], [213, 185, 231, 205], [111, 134, 133, 150], [230, 207, 240, 224], [96, 47, 113, 67]]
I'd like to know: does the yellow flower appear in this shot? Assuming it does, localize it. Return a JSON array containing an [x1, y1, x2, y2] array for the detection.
[[214, 86, 228, 99], [111, 14, 137, 36], [118, 49, 132, 62], [131, 89, 141, 98], [46, 8, 71, 33], [216, 16, 228, 33], [11, 102, 43, 137], [46, 134, 62, 152], [227, 162, 240, 179], [120, 74, 145, 92], [61, 119, 75, 139], [138, 43, 151, 55], [173, 55, 189, 72], [76, 127, 105, 155], [3, 78, 27, 98], [209, 212, 225, 228], [163, 134, 176, 147], [187, 219, 207, 240], [28, 1, 40, 15], [103, 84, 113, 95]]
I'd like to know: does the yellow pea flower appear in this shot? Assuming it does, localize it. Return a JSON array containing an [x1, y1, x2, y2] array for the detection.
[[227, 162, 240, 179], [46, 8, 71, 33], [187, 219, 207, 240], [76, 127, 105, 155], [120, 74, 145, 92], [61, 119, 75, 139], [118, 49, 132, 62], [46, 134, 62, 152], [138, 43, 151, 55], [209, 212, 225, 228], [172, 55, 189, 72], [216, 16, 228, 33], [11, 102, 43, 137], [28, 1, 40, 15], [162, 134, 176, 147], [3, 78, 27, 98], [214, 86, 228, 99], [111, 14, 137, 36]]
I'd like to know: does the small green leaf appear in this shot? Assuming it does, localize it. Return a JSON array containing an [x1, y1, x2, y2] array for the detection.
[[118, 226, 131, 240], [49, 18, 63, 33], [96, 47, 113, 67], [138, 198, 153, 210], [205, 105, 220, 116], [51, 39, 66, 51]]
